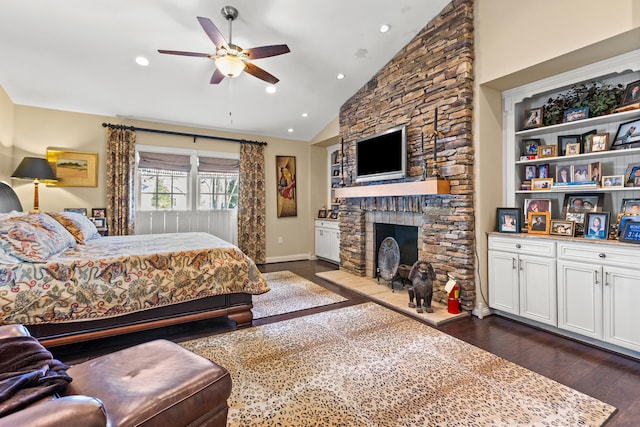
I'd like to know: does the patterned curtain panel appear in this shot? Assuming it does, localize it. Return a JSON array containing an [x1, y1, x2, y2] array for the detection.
[[106, 127, 136, 235], [238, 143, 266, 264]]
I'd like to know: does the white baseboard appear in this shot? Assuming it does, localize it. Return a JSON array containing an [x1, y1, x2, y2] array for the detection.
[[265, 253, 311, 264]]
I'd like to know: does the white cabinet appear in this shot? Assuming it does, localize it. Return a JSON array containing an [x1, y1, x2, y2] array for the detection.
[[315, 220, 340, 264], [557, 241, 640, 352], [488, 236, 557, 326]]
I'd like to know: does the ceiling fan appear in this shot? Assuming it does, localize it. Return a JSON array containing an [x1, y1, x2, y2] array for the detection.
[[158, 6, 290, 84]]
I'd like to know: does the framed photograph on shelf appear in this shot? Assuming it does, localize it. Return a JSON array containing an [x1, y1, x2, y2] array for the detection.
[[572, 163, 590, 182], [92, 217, 106, 229], [64, 208, 87, 216], [583, 212, 609, 240], [555, 165, 573, 184], [557, 135, 581, 156], [318, 209, 328, 218], [563, 106, 589, 123], [538, 164, 550, 178], [550, 219, 575, 237], [565, 212, 586, 234], [589, 133, 609, 152], [565, 142, 581, 156], [621, 198, 640, 214], [496, 208, 521, 233], [619, 79, 640, 107], [581, 129, 597, 153], [524, 198, 551, 216], [611, 118, 640, 149], [531, 178, 553, 190], [527, 212, 550, 235], [602, 175, 624, 187], [91, 208, 106, 218], [524, 165, 537, 180], [562, 193, 603, 215], [624, 163, 640, 186], [523, 138, 541, 156], [537, 145, 556, 158], [589, 162, 601, 183], [523, 107, 543, 129], [329, 210, 338, 219]]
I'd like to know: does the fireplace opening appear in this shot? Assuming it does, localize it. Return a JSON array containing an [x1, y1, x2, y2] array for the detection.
[[375, 224, 418, 280]]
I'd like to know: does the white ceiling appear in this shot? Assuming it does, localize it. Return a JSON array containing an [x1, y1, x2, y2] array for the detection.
[[0, 0, 450, 142]]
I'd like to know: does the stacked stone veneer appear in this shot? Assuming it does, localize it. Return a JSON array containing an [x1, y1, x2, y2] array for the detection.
[[338, 0, 475, 309]]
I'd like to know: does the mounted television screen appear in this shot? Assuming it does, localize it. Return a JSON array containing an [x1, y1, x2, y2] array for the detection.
[[355, 125, 407, 183]]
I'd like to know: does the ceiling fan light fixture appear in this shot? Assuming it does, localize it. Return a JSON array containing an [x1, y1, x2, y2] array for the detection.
[[215, 55, 245, 77]]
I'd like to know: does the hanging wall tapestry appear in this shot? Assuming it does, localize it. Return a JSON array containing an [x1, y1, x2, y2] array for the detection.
[[276, 155, 297, 217]]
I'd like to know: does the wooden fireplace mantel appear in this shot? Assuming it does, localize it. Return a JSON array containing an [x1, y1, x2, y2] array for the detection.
[[333, 179, 450, 199]]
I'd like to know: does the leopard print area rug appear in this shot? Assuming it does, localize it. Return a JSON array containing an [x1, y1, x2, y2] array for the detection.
[[182, 302, 616, 426], [252, 271, 347, 319]]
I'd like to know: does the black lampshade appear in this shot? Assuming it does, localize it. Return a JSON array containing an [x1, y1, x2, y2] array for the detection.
[[11, 157, 57, 181]]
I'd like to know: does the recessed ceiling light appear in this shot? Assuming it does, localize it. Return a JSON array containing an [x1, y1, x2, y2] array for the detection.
[[288, 128, 294, 133], [136, 56, 149, 66], [379, 24, 391, 33], [337, 73, 345, 80], [302, 113, 308, 118], [266, 85, 276, 94]]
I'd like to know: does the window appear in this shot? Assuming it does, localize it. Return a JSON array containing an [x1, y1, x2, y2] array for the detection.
[[198, 172, 238, 210], [139, 168, 189, 210]]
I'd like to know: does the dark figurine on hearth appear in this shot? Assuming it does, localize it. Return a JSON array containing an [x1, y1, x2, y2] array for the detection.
[[408, 260, 436, 313]]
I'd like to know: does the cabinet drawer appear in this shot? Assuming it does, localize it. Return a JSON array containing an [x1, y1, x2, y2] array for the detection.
[[315, 220, 339, 230], [557, 241, 640, 267], [488, 235, 556, 257]]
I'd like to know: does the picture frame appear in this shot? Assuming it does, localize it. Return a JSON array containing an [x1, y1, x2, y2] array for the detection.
[[557, 135, 581, 156], [527, 211, 550, 235], [624, 163, 640, 186], [584, 212, 609, 240], [523, 138, 541, 156], [619, 79, 640, 107], [91, 208, 107, 218], [537, 145, 556, 158], [601, 175, 624, 188], [537, 164, 550, 178], [45, 149, 98, 187], [550, 219, 575, 237], [318, 209, 328, 218], [523, 107, 543, 129], [562, 193, 603, 215], [555, 165, 573, 184], [617, 214, 640, 237], [524, 165, 537, 180], [329, 210, 338, 219], [64, 208, 87, 216], [619, 221, 640, 244], [276, 155, 297, 218], [589, 133, 609, 152], [563, 106, 589, 123], [564, 142, 581, 156], [589, 162, 601, 183], [496, 208, 521, 233], [572, 163, 590, 182], [611, 118, 640, 149], [621, 198, 640, 214], [581, 129, 597, 153], [565, 212, 586, 234], [524, 198, 551, 218], [531, 177, 553, 190], [92, 217, 107, 229]]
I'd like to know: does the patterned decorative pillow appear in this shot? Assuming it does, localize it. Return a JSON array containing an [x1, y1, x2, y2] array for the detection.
[[0, 212, 77, 262], [46, 212, 101, 244]]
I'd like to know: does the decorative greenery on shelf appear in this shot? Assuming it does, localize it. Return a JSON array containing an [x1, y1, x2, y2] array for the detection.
[[542, 81, 625, 126]]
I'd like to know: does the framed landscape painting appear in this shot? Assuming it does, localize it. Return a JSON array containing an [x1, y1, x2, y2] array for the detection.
[[46, 149, 98, 187]]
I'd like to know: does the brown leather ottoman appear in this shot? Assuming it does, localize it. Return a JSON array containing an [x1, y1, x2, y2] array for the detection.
[[66, 339, 231, 427]]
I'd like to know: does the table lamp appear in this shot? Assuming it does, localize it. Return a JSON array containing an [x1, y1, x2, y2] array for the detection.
[[11, 157, 57, 211]]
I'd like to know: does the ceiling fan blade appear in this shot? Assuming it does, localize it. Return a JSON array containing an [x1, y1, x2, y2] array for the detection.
[[210, 68, 225, 84], [158, 50, 211, 58], [197, 16, 229, 50], [243, 44, 290, 60], [244, 63, 279, 85]]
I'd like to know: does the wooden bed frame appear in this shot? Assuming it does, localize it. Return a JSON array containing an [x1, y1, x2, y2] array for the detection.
[[0, 182, 254, 347]]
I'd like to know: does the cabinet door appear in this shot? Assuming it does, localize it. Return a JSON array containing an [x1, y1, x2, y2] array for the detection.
[[328, 229, 340, 263], [603, 266, 640, 352], [315, 227, 330, 259], [488, 251, 519, 315], [557, 260, 603, 339], [519, 254, 557, 326]]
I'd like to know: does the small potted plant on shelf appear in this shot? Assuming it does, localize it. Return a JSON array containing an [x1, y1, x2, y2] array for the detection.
[[543, 81, 625, 126]]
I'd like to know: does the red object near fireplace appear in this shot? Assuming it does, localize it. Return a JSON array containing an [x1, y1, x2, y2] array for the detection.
[[447, 281, 460, 314]]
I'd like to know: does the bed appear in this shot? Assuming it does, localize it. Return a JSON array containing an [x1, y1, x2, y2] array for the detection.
[[0, 182, 269, 347]]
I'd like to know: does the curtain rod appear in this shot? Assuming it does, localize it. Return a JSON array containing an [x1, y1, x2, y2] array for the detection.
[[102, 122, 267, 146]]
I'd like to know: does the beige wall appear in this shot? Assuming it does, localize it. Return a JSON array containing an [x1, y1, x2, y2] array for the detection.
[[473, 0, 640, 314], [0, 85, 14, 182], [7, 104, 312, 262]]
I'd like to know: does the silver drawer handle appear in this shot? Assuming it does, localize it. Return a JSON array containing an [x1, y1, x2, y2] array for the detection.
[[515, 244, 521, 249], [598, 253, 606, 258]]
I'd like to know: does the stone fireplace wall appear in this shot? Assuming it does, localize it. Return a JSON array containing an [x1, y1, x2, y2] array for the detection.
[[338, 0, 476, 309]]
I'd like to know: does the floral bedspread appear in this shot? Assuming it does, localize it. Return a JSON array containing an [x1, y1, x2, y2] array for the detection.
[[0, 232, 269, 325]]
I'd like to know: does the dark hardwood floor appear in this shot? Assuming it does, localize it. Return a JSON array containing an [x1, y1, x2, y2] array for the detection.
[[53, 260, 639, 426]]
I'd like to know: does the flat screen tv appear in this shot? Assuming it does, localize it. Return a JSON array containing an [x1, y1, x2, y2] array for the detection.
[[355, 125, 407, 183]]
